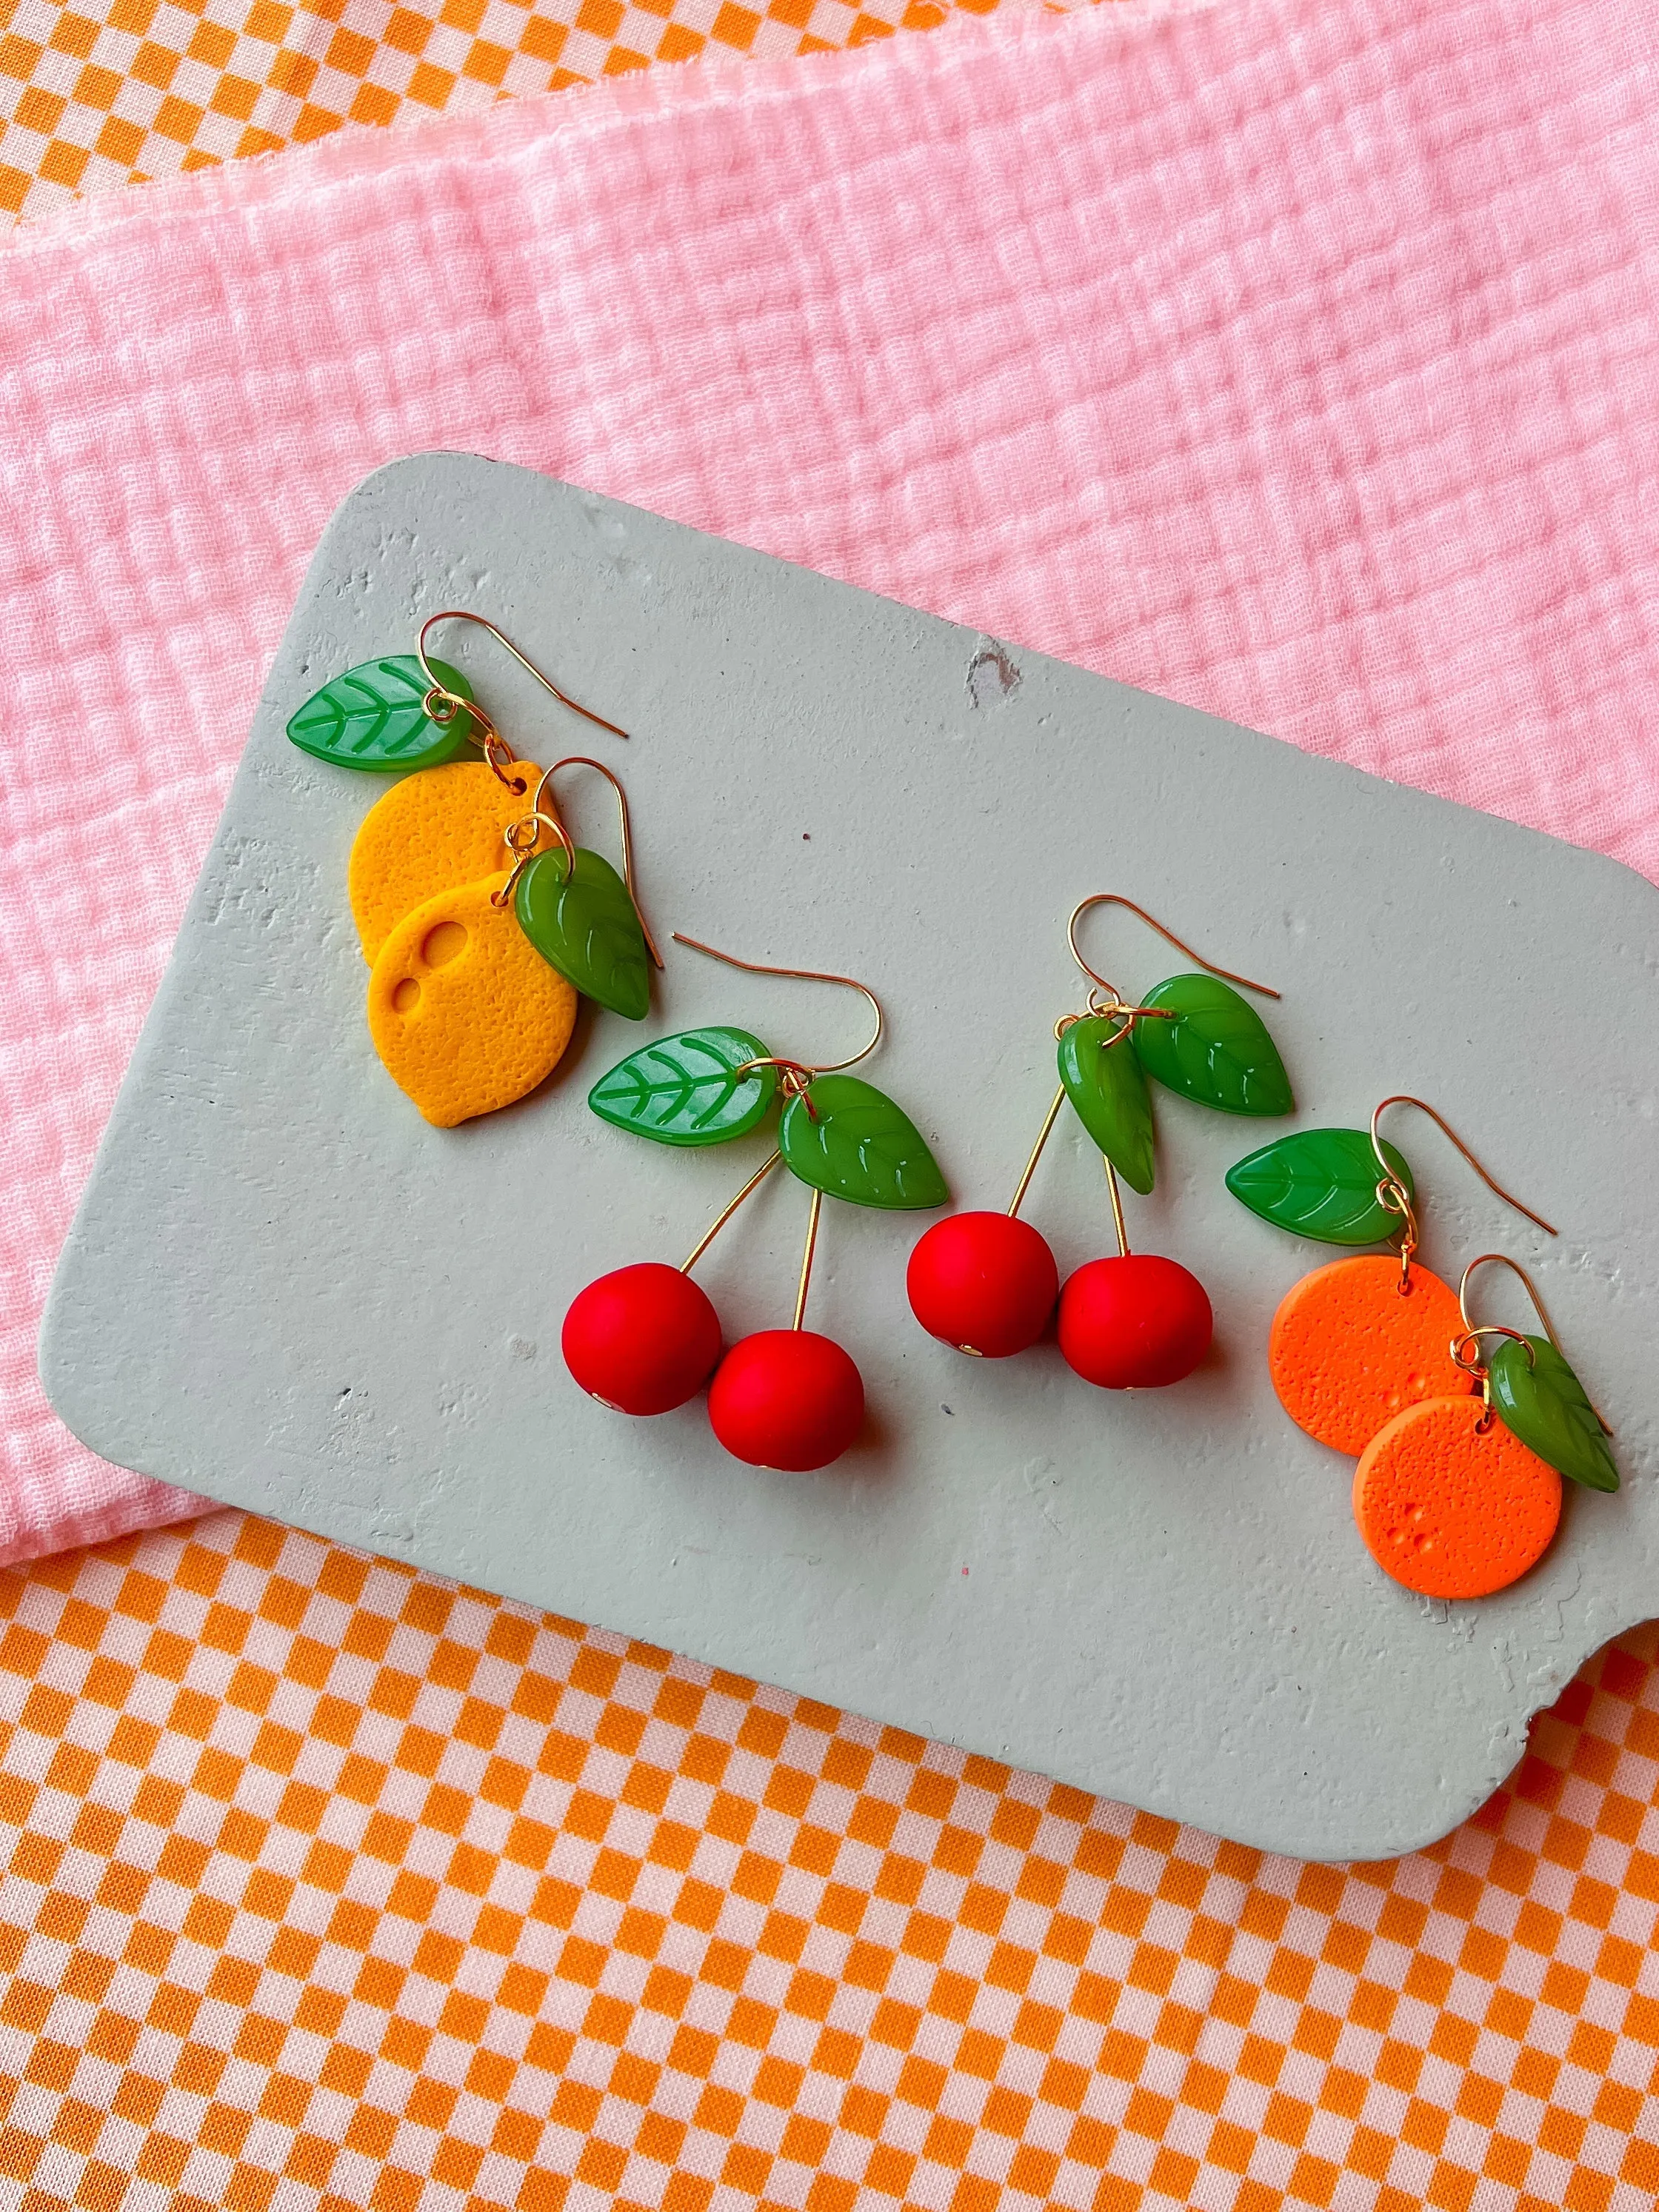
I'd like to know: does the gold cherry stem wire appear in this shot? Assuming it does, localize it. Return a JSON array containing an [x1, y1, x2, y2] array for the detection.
[[681, 1152, 784, 1274], [794, 1188, 824, 1331]]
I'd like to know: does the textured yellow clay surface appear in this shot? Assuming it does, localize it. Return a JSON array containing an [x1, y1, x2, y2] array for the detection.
[[350, 759, 544, 964], [1269, 1254, 1474, 1456], [367, 874, 577, 1127], [1354, 1395, 1563, 1599]]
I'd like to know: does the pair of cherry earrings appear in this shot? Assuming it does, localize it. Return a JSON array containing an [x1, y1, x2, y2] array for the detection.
[[907, 895, 1292, 1382]]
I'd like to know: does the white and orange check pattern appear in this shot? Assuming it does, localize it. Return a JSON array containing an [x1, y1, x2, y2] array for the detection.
[[0, 0, 1001, 222], [0, 1508, 1656, 2212]]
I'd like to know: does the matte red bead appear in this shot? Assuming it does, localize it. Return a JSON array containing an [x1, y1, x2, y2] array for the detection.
[[562, 1262, 722, 1415], [707, 1329, 865, 1471], [1058, 1253, 1213, 1389], [907, 1210, 1059, 1358]]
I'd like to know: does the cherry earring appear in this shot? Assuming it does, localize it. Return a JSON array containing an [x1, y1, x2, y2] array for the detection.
[[564, 937, 949, 1471], [907, 895, 1293, 1387]]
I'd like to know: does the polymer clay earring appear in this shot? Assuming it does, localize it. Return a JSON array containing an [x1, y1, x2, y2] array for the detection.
[[907, 895, 1293, 1386], [1352, 1254, 1617, 1599], [287, 613, 660, 1126], [562, 937, 949, 1471], [1226, 1096, 1554, 1453]]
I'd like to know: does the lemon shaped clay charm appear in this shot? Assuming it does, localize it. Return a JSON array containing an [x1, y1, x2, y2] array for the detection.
[[350, 759, 544, 966], [367, 874, 577, 1126]]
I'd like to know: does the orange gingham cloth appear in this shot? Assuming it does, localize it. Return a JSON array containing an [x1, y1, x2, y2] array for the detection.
[[0, 0, 1003, 221], [0, 1508, 1656, 2212]]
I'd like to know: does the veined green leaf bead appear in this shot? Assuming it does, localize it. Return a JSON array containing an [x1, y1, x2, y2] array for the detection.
[[1057, 1015, 1157, 1194], [514, 846, 650, 1020], [589, 1028, 777, 1145], [1490, 1335, 1619, 1492], [1226, 1129, 1413, 1245], [1132, 972, 1294, 1117], [286, 655, 478, 771], [779, 1075, 948, 1210]]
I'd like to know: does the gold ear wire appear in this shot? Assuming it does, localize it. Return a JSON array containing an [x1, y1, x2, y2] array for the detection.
[[671, 935, 884, 1077], [1066, 894, 1281, 1007], [497, 758, 662, 965], [415, 611, 629, 785], [1368, 1097, 1557, 1288], [1458, 1252, 1613, 1434]]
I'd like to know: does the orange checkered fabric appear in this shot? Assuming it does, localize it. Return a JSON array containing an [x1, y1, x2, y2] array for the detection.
[[0, 0, 1002, 222], [0, 1509, 1656, 2211]]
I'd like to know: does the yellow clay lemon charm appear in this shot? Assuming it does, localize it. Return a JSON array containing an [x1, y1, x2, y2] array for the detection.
[[350, 759, 544, 965], [1269, 1254, 1474, 1456], [367, 874, 577, 1126]]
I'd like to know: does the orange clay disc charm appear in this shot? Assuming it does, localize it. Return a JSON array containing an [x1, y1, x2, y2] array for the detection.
[[350, 758, 544, 965], [1269, 1254, 1474, 1455], [1354, 1396, 1562, 1598], [367, 873, 576, 1126]]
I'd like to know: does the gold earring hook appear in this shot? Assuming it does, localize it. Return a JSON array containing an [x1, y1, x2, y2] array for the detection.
[[415, 612, 630, 758], [496, 758, 663, 965], [1066, 894, 1281, 1006], [1457, 1252, 1613, 1434], [671, 935, 884, 1077], [1369, 1098, 1557, 1237]]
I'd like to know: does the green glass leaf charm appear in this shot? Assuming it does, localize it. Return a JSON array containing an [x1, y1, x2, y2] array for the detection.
[[1057, 1015, 1157, 1194], [779, 1074, 948, 1210], [1131, 972, 1294, 1117], [588, 1027, 777, 1146], [286, 655, 478, 772], [1490, 1336, 1618, 1492], [1225, 1129, 1413, 1245], [514, 847, 651, 1020]]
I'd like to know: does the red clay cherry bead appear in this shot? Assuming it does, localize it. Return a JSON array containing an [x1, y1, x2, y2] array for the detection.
[[907, 1211, 1059, 1358], [1058, 1254, 1212, 1389], [562, 1263, 722, 1415], [707, 1330, 865, 1471]]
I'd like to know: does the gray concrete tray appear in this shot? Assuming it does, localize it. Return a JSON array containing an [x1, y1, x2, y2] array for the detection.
[[39, 454, 1659, 1860]]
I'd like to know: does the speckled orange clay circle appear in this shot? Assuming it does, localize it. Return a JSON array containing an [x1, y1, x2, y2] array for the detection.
[[1269, 1254, 1474, 1456], [1353, 1395, 1563, 1598], [349, 758, 544, 965], [367, 874, 576, 1127]]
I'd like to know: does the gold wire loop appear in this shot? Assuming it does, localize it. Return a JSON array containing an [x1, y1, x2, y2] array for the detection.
[[1458, 1252, 1613, 1436], [416, 611, 630, 746], [1452, 1324, 1535, 1377], [515, 758, 664, 968], [671, 935, 884, 1075], [1066, 894, 1281, 1006]]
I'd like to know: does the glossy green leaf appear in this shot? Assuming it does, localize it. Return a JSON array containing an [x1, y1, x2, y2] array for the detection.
[[514, 846, 650, 1020], [286, 655, 478, 771], [1057, 1015, 1157, 1194], [779, 1074, 948, 1210], [1225, 1128, 1413, 1245], [1131, 972, 1294, 1117], [588, 1027, 776, 1146], [1490, 1335, 1619, 1492]]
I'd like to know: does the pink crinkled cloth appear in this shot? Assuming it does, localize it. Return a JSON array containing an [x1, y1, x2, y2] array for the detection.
[[4, 0, 1658, 1566]]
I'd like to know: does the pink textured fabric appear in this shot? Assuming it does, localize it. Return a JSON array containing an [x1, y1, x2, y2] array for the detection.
[[4, 0, 1659, 1567]]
